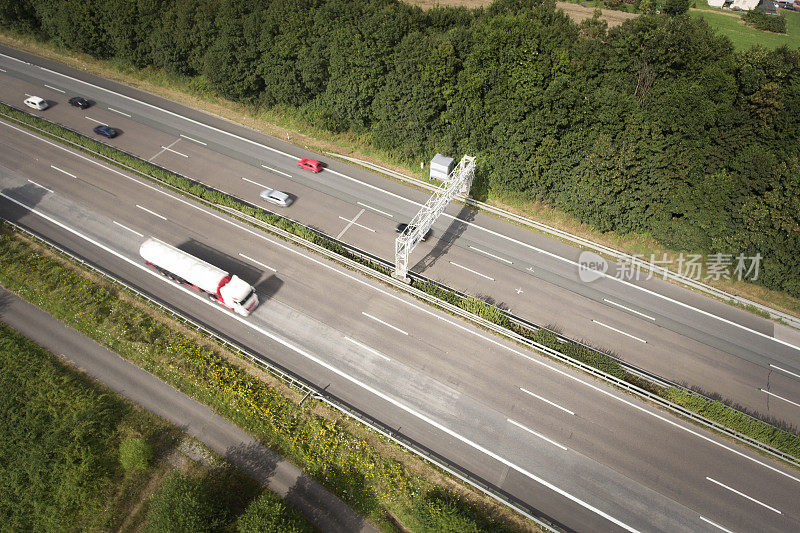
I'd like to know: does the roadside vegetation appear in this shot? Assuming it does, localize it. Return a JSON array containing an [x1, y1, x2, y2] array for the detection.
[[0, 321, 313, 532], [0, 225, 537, 532], [1, 98, 798, 463], [1, 0, 797, 305]]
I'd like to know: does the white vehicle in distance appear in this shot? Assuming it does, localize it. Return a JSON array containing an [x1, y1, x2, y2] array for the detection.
[[24, 96, 49, 110], [260, 188, 292, 207]]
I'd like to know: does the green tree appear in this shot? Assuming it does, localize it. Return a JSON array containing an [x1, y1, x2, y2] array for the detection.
[[236, 493, 312, 533], [143, 472, 226, 533], [119, 436, 153, 471], [663, 0, 691, 15]]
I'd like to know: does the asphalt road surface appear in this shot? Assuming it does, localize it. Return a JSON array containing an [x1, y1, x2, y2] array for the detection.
[[0, 287, 376, 533], [1, 45, 799, 433], [1, 115, 799, 532]]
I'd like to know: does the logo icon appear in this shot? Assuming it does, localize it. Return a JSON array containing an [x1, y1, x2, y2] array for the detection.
[[578, 251, 608, 283]]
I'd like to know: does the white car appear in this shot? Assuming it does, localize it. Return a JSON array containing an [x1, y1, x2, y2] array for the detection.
[[24, 96, 49, 111], [260, 188, 292, 207]]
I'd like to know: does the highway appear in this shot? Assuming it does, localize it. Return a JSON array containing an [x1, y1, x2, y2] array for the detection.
[[1, 104, 799, 532], [1, 45, 799, 433]]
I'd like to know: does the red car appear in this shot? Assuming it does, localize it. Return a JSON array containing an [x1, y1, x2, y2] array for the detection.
[[297, 158, 322, 172]]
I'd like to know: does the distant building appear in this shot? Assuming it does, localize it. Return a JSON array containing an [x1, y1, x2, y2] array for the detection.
[[730, 0, 760, 10], [429, 153, 454, 181], [757, 0, 778, 13], [716, 0, 778, 10]]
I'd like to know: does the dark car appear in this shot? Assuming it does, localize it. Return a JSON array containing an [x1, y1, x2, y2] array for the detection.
[[93, 125, 118, 138], [296, 158, 322, 172], [395, 223, 432, 242], [68, 96, 91, 109]]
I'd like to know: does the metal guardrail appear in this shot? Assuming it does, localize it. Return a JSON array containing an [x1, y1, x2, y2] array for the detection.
[[3, 107, 798, 476], [330, 153, 800, 329], [212, 204, 800, 470], [0, 105, 775, 403], [1, 220, 558, 533]]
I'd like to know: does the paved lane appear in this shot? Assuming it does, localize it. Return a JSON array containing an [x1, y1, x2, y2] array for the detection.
[[2, 122, 799, 532]]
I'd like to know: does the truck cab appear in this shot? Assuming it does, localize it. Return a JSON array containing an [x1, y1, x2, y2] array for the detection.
[[221, 275, 259, 316]]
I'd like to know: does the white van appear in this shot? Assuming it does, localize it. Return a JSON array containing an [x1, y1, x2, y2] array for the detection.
[[24, 96, 48, 111]]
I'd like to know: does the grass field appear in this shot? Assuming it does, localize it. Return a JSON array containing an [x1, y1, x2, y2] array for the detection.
[[0, 321, 311, 531], [690, 4, 800, 50]]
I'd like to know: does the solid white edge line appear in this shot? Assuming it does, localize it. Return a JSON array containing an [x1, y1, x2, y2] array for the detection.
[[0, 52, 297, 159], [324, 165, 800, 354], [519, 387, 575, 415], [357, 201, 394, 218], [361, 312, 409, 336], [84, 116, 107, 126], [449, 261, 495, 281], [0, 67, 6, 72], [344, 337, 391, 361], [508, 419, 568, 450], [26, 179, 53, 193], [238, 252, 276, 272], [50, 165, 76, 179], [770, 364, 800, 380], [699, 516, 736, 533], [9, 192, 649, 533], [44, 84, 64, 93], [4, 117, 800, 487], [3, 116, 798, 499], [160, 146, 189, 158], [261, 164, 292, 177], [602, 298, 656, 321], [112, 220, 144, 237], [469, 245, 513, 264], [337, 216, 375, 233], [242, 177, 269, 189], [705, 477, 781, 514], [10, 50, 794, 354], [592, 320, 647, 344], [760, 388, 800, 408], [180, 134, 206, 145], [135, 204, 167, 220], [108, 107, 131, 117]]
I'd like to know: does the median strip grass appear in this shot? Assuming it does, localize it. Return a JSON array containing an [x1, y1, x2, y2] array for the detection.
[[2, 101, 798, 465], [0, 225, 537, 532]]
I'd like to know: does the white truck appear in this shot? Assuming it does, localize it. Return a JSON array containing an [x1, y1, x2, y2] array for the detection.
[[139, 237, 259, 316]]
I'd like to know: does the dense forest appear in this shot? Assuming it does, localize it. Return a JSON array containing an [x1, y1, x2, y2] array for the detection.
[[1, 0, 798, 296]]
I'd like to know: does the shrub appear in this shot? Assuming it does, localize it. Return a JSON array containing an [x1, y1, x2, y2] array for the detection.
[[742, 10, 788, 33], [119, 436, 153, 471], [143, 472, 225, 533], [236, 492, 313, 533]]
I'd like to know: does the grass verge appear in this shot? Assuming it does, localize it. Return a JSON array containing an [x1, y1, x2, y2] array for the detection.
[[2, 99, 799, 465], [0, 320, 312, 531], [0, 225, 538, 532], [1, 29, 798, 320]]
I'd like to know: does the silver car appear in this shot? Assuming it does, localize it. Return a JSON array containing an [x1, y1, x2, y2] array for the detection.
[[260, 188, 292, 207], [24, 96, 49, 110]]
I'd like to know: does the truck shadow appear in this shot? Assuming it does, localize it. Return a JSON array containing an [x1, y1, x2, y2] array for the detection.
[[0, 183, 49, 225], [176, 239, 282, 299]]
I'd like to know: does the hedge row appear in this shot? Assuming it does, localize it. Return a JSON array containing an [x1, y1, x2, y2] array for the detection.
[[3, 102, 797, 461], [742, 10, 788, 33], [0, 227, 529, 532]]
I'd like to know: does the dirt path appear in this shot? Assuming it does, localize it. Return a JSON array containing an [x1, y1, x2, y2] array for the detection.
[[407, 0, 639, 27], [0, 287, 378, 533]]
